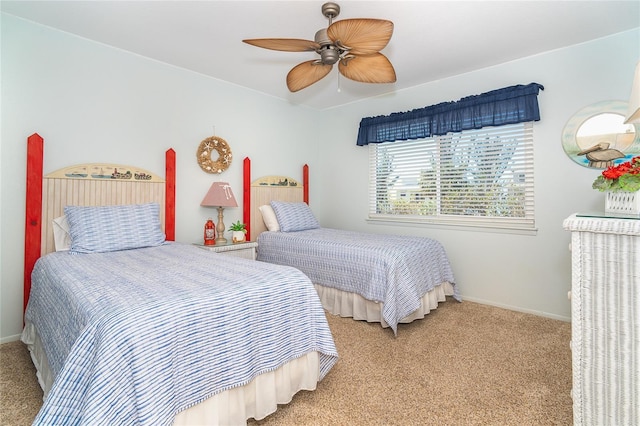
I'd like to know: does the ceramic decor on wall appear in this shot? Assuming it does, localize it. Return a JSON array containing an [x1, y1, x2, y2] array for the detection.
[[562, 100, 640, 169]]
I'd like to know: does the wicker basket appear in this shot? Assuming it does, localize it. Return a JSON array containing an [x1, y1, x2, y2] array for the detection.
[[605, 191, 640, 215]]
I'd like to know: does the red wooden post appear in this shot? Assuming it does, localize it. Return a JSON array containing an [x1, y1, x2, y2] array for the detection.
[[303, 164, 309, 204], [165, 148, 176, 241], [243, 157, 251, 241], [24, 133, 44, 315]]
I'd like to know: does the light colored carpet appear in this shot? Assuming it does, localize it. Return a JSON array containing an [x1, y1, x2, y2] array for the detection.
[[0, 299, 572, 425]]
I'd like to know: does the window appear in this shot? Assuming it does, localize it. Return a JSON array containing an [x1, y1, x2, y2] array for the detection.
[[368, 122, 535, 231], [359, 83, 543, 232]]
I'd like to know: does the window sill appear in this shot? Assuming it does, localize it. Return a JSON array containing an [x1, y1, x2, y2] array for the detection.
[[366, 216, 538, 236]]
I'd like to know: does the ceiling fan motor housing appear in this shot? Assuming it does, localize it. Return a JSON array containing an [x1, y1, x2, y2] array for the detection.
[[314, 28, 332, 45], [315, 28, 340, 65], [319, 46, 340, 65]]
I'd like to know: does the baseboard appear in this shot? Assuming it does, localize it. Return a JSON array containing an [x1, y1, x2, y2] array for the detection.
[[461, 296, 571, 322], [0, 334, 22, 345]]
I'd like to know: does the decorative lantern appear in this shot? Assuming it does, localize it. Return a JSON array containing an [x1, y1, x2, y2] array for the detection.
[[204, 218, 216, 245]]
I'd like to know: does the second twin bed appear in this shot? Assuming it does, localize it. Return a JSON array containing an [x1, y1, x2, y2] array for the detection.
[[244, 159, 460, 335]]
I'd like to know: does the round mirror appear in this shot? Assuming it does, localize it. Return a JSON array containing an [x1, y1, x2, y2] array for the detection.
[[562, 100, 640, 169]]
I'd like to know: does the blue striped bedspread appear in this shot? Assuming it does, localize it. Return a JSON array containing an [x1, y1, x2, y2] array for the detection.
[[25, 242, 338, 425], [257, 228, 459, 333]]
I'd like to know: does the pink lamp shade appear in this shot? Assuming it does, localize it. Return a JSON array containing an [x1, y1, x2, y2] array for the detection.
[[200, 182, 238, 208]]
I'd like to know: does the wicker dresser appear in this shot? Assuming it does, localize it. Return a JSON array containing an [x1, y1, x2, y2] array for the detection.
[[563, 214, 639, 425]]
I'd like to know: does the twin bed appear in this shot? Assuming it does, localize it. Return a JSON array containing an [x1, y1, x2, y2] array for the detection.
[[243, 158, 459, 336], [21, 134, 338, 425], [22, 135, 458, 425]]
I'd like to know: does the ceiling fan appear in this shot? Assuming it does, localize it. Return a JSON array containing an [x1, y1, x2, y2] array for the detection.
[[242, 2, 396, 92]]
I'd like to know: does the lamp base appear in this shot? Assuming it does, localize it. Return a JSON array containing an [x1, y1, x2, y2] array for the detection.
[[216, 206, 228, 245]]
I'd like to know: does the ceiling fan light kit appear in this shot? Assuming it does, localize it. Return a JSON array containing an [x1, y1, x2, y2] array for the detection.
[[243, 2, 396, 92]]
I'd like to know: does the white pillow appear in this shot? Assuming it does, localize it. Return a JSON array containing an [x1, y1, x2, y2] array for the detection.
[[52, 215, 71, 251], [259, 204, 280, 232]]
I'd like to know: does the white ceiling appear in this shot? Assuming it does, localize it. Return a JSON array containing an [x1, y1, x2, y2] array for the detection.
[[2, 1, 639, 110]]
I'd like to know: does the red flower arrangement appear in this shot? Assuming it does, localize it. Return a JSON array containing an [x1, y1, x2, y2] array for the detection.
[[592, 156, 640, 192]]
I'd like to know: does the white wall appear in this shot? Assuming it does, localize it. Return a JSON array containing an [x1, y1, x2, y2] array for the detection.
[[315, 29, 640, 321], [2, 12, 638, 341], [0, 14, 321, 341]]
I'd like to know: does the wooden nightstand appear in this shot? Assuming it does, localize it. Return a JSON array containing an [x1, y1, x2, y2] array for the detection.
[[193, 241, 258, 260]]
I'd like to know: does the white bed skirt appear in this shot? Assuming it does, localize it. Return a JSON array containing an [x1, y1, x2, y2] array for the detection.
[[314, 281, 455, 327], [21, 322, 321, 425]]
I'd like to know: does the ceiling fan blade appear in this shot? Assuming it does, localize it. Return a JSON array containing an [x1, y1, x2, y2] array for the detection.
[[338, 53, 396, 84], [327, 19, 393, 55], [242, 38, 320, 52], [287, 60, 333, 92]]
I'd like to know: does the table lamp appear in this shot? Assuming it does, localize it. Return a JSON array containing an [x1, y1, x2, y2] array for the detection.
[[201, 182, 238, 244]]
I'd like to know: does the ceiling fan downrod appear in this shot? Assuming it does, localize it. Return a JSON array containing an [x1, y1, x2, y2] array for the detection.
[[314, 2, 345, 66]]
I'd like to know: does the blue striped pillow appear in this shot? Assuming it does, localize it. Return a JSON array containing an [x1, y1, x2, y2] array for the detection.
[[64, 203, 166, 254], [270, 201, 319, 232]]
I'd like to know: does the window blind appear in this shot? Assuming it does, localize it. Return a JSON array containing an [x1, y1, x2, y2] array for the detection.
[[369, 122, 535, 230]]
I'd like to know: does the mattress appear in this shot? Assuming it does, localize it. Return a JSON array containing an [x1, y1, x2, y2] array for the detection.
[[23, 243, 338, 425]]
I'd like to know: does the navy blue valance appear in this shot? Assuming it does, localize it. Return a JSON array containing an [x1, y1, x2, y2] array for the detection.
[[356, 83, 544, 146]]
